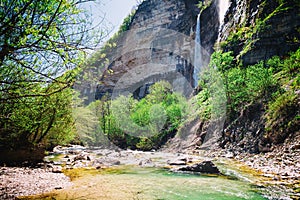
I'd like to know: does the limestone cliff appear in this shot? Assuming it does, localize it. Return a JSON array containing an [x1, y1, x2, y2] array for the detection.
[[94, 0, 219, 100], [89, 0, 299, 153], [219, 0, 300, 65], [164, 0, 300, 153]]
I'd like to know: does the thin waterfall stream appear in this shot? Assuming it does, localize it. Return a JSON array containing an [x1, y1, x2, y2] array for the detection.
[[193, 13, 201, 88]]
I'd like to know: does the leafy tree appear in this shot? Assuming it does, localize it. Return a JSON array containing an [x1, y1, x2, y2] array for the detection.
[[0, 82, 76, 149], [0, 0, 107, 150], [208, 51, 276, 117], [0, 0, 106, 101], [119, 10, 136, 33], [99, 81, 188, 150], [264, 48, 300, 144]]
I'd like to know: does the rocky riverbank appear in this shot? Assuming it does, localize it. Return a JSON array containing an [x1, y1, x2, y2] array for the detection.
[[0, 146, 216, 199], [1, 143, 299, 199], [202, 135, 300, 199], [0, 167, 72, 200]]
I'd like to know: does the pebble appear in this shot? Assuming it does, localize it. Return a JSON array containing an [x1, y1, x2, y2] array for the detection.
[[0, 167, 72, 200]]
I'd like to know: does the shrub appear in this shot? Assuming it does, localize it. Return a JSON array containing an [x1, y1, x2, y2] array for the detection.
[[99, 81, 188, 150]]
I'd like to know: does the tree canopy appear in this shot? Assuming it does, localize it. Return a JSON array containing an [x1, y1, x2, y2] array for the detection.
[[0, 0, 107, 150], [0, 0, 106, 101]]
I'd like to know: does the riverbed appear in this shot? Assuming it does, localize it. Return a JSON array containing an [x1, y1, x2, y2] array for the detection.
[[2, 146, 299, 199], [32, 166, 266, 200]]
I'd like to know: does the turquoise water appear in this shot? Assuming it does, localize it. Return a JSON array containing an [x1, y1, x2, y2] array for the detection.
[[97, 167, 267, 200]]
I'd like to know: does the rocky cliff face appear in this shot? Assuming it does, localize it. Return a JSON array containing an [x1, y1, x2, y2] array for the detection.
[[216, 0, 300, 152], [219, 0, 300, 65], [95, 0, 220, 100], [92, 0, 299, 153], [164, 0, 300, 153]]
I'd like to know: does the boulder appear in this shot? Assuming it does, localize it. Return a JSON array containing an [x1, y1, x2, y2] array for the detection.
[[177, 161, 220, 174]]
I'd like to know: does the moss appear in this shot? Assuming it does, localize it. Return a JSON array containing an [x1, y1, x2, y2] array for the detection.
[[263, 2, 292, 23], [197, 0, 213, 12]]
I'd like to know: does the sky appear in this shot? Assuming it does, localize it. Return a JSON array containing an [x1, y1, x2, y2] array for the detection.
[[83, 0, 138, 40], [84, 0, 230, 44]]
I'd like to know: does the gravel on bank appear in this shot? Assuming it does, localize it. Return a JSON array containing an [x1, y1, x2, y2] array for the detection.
[[202, 135, 300, 199], [0, 167, 72, 199]]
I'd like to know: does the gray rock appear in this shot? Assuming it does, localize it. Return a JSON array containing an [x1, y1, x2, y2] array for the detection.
[[178, 161, 220, 174], [112, 160, 121, 165], [74, 153, 90, 161], [225, 152, 234, 158]]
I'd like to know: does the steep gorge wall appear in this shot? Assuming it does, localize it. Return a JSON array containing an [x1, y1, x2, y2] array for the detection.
[[219, 0, 300, 65], [165, 0, 300, 153], [95, 0, 220, 100], [216, 0, 300, 152], [91, 0, 299, 153]]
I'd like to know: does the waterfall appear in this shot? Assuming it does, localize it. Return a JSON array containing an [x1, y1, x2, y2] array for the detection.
[[193, 13, 201, 88]]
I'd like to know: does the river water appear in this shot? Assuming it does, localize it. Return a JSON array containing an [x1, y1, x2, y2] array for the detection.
[[37, 148, 270, 200], [46, 166, 267, 200]]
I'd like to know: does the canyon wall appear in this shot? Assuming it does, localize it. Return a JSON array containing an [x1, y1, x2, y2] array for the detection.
[[89, 0, 299, 152], [219, 0, 300, 65], [94, 0, 220, 100]]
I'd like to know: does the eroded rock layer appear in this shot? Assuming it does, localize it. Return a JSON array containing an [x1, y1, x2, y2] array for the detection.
[[95, 0, 220, 100]]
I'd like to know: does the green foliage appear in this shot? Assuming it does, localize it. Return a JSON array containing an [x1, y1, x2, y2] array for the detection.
[[95, 81, 188, 151], [119, 10, 136, 33], [209, 51, 234, 73], [197, 0, 212, 12], [208, 50, 277, 117], [0, 0, 105, 150], [0, 83, 76, 149], [193, 88, 212, 120], [220, 19, 265, 61], [266, 48, 300, 90], [245, 63, 275, 97], [198, 64, 227, 120], [227, 63, 275, 113], [263, 48, 300, 143], [263, 1, 293, 22], [208, 47, 299, 144]]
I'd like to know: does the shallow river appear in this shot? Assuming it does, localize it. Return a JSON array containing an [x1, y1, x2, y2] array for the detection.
[[36, 166, 268, 200], [30, 148, 281, 199]]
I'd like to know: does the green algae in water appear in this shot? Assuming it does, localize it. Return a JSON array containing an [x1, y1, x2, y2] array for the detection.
[[36, 166, 266, 200], [114, 167, 267, 200]]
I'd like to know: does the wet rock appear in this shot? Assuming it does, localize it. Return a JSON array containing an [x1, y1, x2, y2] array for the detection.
[[224, 152, 234, 158], [95, 165, 102, 170], [74, 153, 90, 161], [53, 146, 64, 154], [112, 160, 121, 165], [178, 161, 220, 174]]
